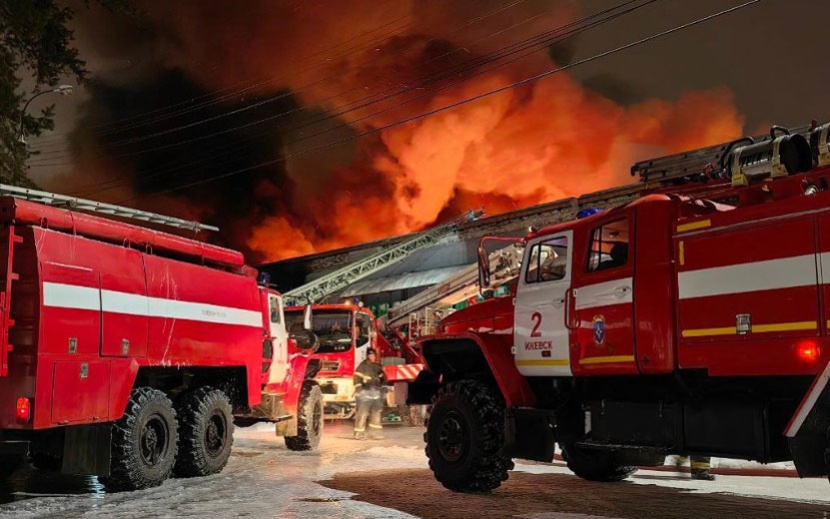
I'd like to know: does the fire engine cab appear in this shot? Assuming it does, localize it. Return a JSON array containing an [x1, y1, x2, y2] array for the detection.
[[408, 122, 830, 492], [285, 304, 422, 421]]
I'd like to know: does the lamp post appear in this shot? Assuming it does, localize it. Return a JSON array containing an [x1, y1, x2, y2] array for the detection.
[[17, 84, 74, 145]]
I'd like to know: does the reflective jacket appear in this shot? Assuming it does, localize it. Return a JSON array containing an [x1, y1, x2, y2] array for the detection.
[[354, 360, 386, 390]]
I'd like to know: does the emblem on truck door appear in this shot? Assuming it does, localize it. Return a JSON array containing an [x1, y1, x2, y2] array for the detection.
[[592, 315, 606, 345]]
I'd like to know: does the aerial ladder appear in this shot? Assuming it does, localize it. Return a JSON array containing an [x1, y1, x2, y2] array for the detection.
[[283, 209, 482, 305], [383, 243, 524, 336]]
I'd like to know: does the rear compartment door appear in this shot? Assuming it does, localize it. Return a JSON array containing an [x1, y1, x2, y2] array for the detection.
[[100, 248, 149, 357], [676, 216, 819, 375]]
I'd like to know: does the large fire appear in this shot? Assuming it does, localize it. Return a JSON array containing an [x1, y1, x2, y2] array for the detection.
[[59, 1, 744, 261]]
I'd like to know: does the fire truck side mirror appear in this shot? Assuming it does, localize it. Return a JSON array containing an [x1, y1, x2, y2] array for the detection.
[[477, 243, 491, 293], [289, 304, 318, 352], [303, 304, 313, 331], [291, 330, 319, 352]]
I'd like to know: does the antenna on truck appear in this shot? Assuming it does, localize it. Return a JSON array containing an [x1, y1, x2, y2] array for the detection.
[[0, 183, 219, 233]]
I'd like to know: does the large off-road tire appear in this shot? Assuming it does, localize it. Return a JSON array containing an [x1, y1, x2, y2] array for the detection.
[[173, 387, 233, 478], [425, 380, 513, 493], [560, 442, 637, 482], [102, 388, 178, 491], [284, 382, 323, 451]]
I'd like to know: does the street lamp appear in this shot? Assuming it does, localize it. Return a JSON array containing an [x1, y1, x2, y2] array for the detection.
[[17, 84, 74, 145]]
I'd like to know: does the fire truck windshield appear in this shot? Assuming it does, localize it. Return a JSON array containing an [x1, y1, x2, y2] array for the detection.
[[286, 310, 353, 353]]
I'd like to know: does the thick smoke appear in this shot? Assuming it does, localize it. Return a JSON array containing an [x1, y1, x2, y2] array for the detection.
[[54, 1, 744, 262]]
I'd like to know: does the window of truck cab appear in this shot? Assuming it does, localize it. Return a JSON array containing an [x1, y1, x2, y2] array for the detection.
[[525, 236, 569, 283], [269, 297, 281, 325], [285, 309, 353, 353], [586, 218, 630, 272]]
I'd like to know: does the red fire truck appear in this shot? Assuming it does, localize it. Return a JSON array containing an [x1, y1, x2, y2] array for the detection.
[[408, 122, 830, 492], [0, 186, 322, 491], [285, 304, 422, 421]]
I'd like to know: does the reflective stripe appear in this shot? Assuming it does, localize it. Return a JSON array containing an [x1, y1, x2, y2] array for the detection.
[[43, 281, 263, 327], [676, 219, 711, 233], [682, 321, 817, 338], [368, 424, 383, 429], [678, 254, 817, 300], [579, 355, 635, 365]]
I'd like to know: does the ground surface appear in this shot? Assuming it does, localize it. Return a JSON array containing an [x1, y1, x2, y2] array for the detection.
[[0, 423, 828, 518]]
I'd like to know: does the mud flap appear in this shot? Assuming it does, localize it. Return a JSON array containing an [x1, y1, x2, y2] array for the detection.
[[508, 408, 555, 462], [63, 423, 111, 476], [787, 361, 830, 478], [788, 388, 830, 477]]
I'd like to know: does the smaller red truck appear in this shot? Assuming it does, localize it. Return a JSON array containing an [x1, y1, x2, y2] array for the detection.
[[285, 304, 422, 422]]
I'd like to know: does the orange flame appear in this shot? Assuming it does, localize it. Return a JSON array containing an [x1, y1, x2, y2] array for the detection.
[[83, 2, 747, 261]]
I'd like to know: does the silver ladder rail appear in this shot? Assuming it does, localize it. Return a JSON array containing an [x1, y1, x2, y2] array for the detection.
[[0, 184, 219, 233], [385, 243, 523, 328], [284, 210, 482, 304]]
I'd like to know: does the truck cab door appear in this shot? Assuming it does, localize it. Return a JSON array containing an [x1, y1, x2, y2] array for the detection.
[[572, 214, 637, 374], [267, 293, 288, 384], [514, 230, 573, 376]]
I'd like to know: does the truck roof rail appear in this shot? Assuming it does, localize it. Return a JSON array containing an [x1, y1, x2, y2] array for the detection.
[[0, 183, 218, 233]]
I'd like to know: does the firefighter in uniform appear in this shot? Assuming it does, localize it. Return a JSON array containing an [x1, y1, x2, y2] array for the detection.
[[675, 455, 715, 480], [353, 348, 386, 440]]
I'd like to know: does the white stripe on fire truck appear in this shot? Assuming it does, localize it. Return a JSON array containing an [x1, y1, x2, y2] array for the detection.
[[677, 254, 818, 300], [43, 282, 263, 327], [575, 277, 633, 310]]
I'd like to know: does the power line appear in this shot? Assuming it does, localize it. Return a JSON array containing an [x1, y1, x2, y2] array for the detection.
[[121, 0, 762, 204], [96, 0, 531, 150], [90, 1, 651, 163], [27, 0, 529, 164], [47, 0, 581, 190], [64, 0, 650, 196]]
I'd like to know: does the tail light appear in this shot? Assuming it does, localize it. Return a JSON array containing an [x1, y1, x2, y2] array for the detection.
[[15, 397, 31, 423], [797, 341, 820, 362]]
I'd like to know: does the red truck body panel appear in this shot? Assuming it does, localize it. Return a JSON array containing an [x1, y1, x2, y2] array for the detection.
[[0, 198, 265, 430]]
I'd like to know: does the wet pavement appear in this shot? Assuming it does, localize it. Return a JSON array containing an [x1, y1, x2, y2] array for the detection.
[[0, 422, 828, 518]]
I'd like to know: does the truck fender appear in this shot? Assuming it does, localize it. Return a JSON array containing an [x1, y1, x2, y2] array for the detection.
[[274, 354, 322, 414], [108, 359, 142, 421], [414, 333, 537, 408], [785, 362, 830, 477]]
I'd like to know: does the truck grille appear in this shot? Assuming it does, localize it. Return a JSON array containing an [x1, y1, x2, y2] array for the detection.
[[321, 361, 341, 372]]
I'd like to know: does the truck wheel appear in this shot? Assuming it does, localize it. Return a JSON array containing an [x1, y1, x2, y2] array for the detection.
[[102, 387, 178, 491], [174, 387, 233, 478], [425, 380, 513, 492], [560, 442, 636, 482], [284, 382, 324, 451]]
